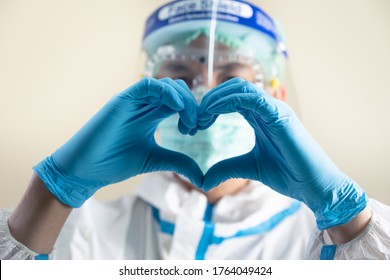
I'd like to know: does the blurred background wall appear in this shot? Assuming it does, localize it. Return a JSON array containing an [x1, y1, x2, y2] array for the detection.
[[1, 0, 389, 208]]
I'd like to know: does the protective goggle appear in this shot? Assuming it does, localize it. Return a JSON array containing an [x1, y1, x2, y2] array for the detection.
[[144, 44, 267, 102]]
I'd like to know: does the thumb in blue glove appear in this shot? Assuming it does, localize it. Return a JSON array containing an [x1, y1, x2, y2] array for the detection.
[[198, 78, 367, 230], [33, 77, 203, 208]]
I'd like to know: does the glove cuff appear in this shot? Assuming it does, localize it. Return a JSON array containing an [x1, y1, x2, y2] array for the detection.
[[33, 157, 95, 208], [314, 178, 368, 230]]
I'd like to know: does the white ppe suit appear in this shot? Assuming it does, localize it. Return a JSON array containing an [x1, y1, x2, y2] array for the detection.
[[1, 173, 390, 260]]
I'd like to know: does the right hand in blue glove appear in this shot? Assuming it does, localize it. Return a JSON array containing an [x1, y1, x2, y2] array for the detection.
[[33, 77, 203, 208], [198, 78, 367, 230]]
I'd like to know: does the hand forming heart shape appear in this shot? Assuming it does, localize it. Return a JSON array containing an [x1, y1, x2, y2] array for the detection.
[[170, 77, 366, 230]]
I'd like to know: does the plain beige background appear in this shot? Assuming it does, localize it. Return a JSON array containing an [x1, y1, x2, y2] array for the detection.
[[0, 0, 389, 208]]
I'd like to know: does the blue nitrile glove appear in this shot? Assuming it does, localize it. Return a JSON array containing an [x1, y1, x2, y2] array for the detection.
[[198, 78, 367, 230], [33, 77, 202, 208]]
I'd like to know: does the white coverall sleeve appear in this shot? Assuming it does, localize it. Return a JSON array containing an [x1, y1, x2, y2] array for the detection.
[[308, 199, 390, 259], [0, 209, 40, 260]]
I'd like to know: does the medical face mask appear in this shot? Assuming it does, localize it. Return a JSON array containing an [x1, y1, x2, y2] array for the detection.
[[158, 86, 255, 175]]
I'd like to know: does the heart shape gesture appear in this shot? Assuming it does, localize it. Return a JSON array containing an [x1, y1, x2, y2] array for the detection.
[[198, 78, 367, 230], [34, 77, 366, 230]]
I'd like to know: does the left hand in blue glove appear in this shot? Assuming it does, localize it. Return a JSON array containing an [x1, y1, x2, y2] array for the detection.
[[33, 78, 203, 208], [198, 78, 367, 230]]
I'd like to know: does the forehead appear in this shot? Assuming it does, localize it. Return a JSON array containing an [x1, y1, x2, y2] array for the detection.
[[187, 35, 232, 51]]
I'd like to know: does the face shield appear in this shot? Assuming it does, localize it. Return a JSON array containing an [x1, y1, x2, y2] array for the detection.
[[142, 0, 288, 97], [140, 0, 291, 174]]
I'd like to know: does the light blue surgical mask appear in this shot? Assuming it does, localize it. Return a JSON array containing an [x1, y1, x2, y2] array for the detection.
[[158, 111, 255, 175]]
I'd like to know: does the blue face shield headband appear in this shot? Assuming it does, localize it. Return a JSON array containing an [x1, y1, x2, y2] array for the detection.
[[143, 0, 287, 57]]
